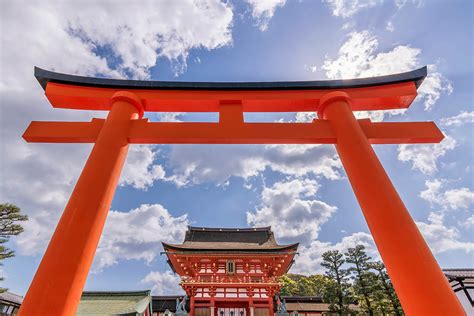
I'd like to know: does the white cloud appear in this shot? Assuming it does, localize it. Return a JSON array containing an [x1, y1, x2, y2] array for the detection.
[[444, 188, 474, 210], [323, 0, 382, 18], [141, 270, 185, 295], [63, 0, 233, 78], [295, 108, 406, 123], [420, 179, 444, 205], [386, 21, 395, 32], [263, 145, 342, 179], [322, 31, 453, 112], [420, 179, 474, 211], [245, 0, 286, 31], [304, 64, 318, 73], [417, 212, 474, 254], [291, 232, 376, 274], [441, 111, 474, 127], [156, 113, 185, 122], [395, 0, 423, 9], [119, 145, 168, 190], [8, 143, 90, 256], [397, 135, 456, 174], [93, 204, 189, 272], [167, 144, 341, 185], [247, 179, 337, 245], [1, 0, 232, 261], [461, 215, 474, 229], [418, 64, 453, 110]]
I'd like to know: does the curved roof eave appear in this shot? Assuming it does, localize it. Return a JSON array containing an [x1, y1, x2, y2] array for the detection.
[[34, 66, 427, 91], [161, 242, 299, 253]]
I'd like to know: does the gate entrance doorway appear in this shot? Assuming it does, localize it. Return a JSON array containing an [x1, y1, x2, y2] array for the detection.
[[218, 307, 246, 316]]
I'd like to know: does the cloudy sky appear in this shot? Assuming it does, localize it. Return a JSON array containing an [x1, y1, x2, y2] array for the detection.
[[0, 0, 472, 298]]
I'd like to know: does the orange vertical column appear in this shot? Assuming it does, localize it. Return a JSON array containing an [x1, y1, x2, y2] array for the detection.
[[18, 91, 144, 316], [319, 92, 464, 315]]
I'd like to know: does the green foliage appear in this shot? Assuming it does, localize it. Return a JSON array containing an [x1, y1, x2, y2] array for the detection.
[[369, 261, 403, 316], [345, 245, 376, 315], [321, 250, 354, 314], [280, 274, 332, 297], [0, 203, 28, 292], [279, 275, 299, 296], [279, 246, 405, 315]]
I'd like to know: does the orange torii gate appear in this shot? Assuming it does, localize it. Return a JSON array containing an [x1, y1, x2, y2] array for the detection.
[[19, 67, 464, 315]]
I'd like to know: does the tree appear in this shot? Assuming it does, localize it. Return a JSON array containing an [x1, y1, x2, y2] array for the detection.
[[0, 203, 28, 292], [279, 275, 299, 296], [321, 250, 354, 315], [370, 261, 403, 315], [280, 274, 332, 297], [303, 274, 332, 297], [345, 245, 376, 316]]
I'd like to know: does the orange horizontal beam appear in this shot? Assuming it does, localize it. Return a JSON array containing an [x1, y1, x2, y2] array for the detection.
[[44, 81, 418, 112], [23, 119, 444, 144], [22, 118, 105, 143]]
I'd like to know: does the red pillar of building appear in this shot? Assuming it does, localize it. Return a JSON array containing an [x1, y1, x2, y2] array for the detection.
[[190, 296, 195, 316], [18, 92, 143, 316], [319, 92, 465, 315]]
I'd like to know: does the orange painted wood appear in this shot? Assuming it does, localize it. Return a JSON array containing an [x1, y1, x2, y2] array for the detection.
[[44, 81, 417, 112], [21, 68, 460, 315], [23, 119, 444, 144], [18, 94, 142, 316], [320, 92, 465, 315], [23, 118, 105, 143]]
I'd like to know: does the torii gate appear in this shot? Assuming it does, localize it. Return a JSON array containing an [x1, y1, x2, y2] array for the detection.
[[18, 67, 465, 315]]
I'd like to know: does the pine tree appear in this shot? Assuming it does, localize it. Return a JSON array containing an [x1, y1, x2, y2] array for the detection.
[[370, 261, 403, 315], [321, 250, 353, 314], [0, 203, 28, 292], [345, 245, 376, 316]]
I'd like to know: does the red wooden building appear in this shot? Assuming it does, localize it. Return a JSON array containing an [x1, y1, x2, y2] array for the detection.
[[163, 227, 298, 316]]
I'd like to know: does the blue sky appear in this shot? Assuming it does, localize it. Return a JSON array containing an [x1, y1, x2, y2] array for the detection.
[[0, 0, 472, 302]]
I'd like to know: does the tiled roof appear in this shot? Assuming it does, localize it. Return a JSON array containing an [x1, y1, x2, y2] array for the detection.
[[0, 291, 23, 305], [285, 302, 330, 312], [280, 296, 360, 312], [77, 291, 151, 316], [163, 227, 298, 252], [443, 269, 474, 279]]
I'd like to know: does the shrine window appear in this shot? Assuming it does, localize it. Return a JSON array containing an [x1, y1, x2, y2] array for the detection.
[[226, 260, 236, 274]]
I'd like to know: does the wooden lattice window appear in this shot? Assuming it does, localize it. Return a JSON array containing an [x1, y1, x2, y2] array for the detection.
[[226, 260, 235, 274]]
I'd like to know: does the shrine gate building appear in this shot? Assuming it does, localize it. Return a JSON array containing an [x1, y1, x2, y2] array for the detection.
[[163, 227, 298, 316]]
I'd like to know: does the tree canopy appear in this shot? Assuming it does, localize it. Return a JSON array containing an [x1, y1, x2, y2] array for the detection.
[[0, 203, 28, 292], [280, 245, 404, 315]]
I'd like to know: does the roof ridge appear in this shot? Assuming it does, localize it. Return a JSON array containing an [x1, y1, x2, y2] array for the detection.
[[81, 290, 151, 296], [188, 226, 271, 232]]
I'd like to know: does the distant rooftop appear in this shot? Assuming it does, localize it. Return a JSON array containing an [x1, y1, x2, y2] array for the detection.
[[443, 268, 474, 279], [163, 226, 298, 252], [77, 291, 152, 316], [0, 291, 23, 305]]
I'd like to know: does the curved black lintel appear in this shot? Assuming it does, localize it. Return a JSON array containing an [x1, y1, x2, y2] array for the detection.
[[34, 66, 427, 92]]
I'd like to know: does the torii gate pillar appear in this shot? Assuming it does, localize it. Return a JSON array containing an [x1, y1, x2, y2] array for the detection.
[[18, 92, 143, 315], [319, 92, 463, 315]]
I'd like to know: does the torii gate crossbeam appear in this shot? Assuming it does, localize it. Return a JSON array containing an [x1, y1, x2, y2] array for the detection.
[[18, 67, 465, 315]]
